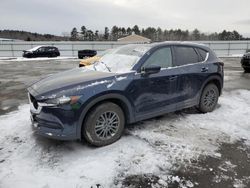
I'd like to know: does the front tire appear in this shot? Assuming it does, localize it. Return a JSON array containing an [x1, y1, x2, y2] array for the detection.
[[198, 83, 219, 113], [82, 102, 125, 147]]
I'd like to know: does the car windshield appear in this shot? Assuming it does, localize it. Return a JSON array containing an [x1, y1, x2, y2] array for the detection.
[[86, 44, 151, 73], [26, 46, 43, 52]]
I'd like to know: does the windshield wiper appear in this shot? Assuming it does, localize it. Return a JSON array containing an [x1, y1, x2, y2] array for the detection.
[[100, 62, 111, 72]]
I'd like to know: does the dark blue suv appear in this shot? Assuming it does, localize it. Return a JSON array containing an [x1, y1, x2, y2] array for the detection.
[[28, 42, 224, 146]]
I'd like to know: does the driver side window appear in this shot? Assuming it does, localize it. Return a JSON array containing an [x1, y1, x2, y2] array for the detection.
[[143, 47, 172, 69]]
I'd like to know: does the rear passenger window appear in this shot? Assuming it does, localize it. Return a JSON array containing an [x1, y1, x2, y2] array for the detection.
[[196, 48, 208, 61], [143, 47, 172, 69], [174, 46, 200, 66]]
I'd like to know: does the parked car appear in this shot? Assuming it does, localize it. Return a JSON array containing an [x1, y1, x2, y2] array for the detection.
[[28, 42, 224, 146], [78, 49, 97, 59], [23, 46, 60, 58], [79, 49, 114, 67], [241, 50, 250, 72], [79, 56, 101, 67]]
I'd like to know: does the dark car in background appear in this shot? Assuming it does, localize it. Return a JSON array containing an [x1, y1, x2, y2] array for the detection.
[[78, 49, 97, 59], [28, 42, 224, 146], [23, 46, 60, 58], [241, 50, 250, 72]]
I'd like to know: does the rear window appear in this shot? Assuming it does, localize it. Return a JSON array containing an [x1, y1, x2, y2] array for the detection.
[[174, 46, 200, 66]]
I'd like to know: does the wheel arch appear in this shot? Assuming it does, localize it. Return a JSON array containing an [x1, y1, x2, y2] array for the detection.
[[76, 93, 135, 140], [200, 74, 223, 96]]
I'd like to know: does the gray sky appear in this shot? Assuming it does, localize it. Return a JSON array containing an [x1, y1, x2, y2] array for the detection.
[[1, 0, 250, 37]]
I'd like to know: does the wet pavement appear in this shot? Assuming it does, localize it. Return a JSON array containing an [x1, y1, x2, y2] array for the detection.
[[0, 57, 250, 188], [0, 58, 79, 115]]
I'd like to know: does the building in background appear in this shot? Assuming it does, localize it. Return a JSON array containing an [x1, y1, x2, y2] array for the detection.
[[118, 33, 151, 43]]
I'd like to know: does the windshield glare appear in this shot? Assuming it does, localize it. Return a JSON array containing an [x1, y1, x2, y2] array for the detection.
[[87, 45, 151, 73], [27, 46, 43, 52]]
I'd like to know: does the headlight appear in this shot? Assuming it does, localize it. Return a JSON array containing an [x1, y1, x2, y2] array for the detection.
[[38, 96, 80, 107]]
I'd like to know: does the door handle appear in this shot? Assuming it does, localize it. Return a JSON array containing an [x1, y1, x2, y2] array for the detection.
[[201, 67, 209, 72], [169, 75, 178, 81]]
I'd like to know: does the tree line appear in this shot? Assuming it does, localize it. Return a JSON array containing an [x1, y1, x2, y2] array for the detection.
[[0, 27, 248, 42], [70, 25, 248, 41], [0, 30, 68, 41]]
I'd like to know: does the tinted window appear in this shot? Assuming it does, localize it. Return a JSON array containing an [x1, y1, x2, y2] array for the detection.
[[37, 47, 46, 52], [174, 46, 200, 66], [48, 47, 56, 52], [196, 48, 208, 61], [143, 47, 172, 68]]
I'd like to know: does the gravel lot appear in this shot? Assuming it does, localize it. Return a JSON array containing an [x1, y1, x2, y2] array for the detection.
[[0, 57, 250, 188]]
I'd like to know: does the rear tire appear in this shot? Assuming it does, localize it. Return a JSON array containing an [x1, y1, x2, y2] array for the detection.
[[82, 102, 125, 147], [198, 83, 219, 113]]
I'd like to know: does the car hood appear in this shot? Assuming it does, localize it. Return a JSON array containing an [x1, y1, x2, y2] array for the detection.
[[28, 68, 117, 97]]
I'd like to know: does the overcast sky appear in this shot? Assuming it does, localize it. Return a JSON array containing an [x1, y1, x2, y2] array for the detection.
[[1, 0, 250, 37]]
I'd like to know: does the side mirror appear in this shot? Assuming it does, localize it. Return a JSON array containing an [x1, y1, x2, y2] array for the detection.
[[141, 65, 161, 76]]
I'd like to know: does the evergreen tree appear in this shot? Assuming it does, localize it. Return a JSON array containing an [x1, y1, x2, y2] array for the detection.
[[132, 25, 140, 35], [121, 27, 126, 36], [94, 30, 99, 40], [192, 29, 201, 40], [70, 27, 78, 41], [126, 27, 132, 35], [111, 25, 119, 40], [104, 27, 109, 40], [80, 26, 86, 40]]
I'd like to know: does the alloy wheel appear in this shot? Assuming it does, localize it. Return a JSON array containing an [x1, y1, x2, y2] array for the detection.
[[94, 111, 120, 140]]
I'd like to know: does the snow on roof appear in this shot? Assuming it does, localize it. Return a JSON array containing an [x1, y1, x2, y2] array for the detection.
[[118, 34, 151, 43]]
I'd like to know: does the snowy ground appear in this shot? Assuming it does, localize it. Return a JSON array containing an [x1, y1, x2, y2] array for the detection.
[[0, 90, 249, 188], [0, 58, 250, 188]]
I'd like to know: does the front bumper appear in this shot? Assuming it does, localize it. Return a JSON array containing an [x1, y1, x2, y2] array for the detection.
[[28, 93, 79, 140]]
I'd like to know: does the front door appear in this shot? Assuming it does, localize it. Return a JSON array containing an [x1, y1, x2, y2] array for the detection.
[[127, 46, 179, 120]]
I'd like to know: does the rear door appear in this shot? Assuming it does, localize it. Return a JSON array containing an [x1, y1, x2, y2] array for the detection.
[[172, 45, 209, 109]]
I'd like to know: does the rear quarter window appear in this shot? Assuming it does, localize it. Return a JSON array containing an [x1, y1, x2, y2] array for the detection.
[[174, 46, 200, 66], [196, 48, 208, 61]]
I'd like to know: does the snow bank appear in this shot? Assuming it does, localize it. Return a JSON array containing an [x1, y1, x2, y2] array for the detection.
[[0, 90, 250, 187]]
